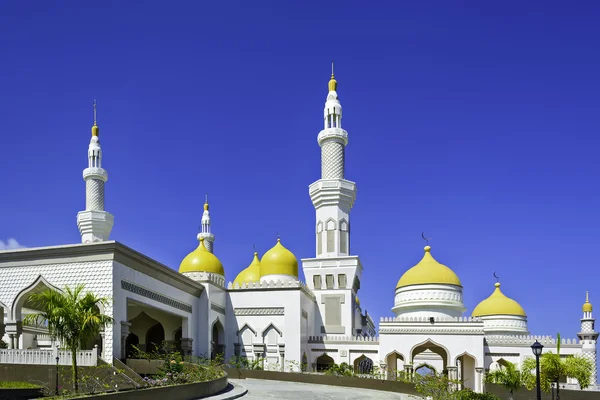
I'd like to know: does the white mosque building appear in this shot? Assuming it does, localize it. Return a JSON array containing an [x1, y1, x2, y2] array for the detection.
[[0, 71, 597, 392]]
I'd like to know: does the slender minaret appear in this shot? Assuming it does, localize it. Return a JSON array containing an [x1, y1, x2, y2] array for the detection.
[[76, 101, 114, 243], [310, 63, 356, 257], [578, 292, 598, 387], [197, 194, 215, 253], [302, 65, 363, 337]]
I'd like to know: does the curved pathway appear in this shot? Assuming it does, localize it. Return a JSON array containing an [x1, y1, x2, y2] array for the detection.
[[230, 378, 418, 400]]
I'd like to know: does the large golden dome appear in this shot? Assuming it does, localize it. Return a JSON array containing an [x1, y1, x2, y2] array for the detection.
[[396, 246, 462, 289], [179, 238, 224, 275], [233, 252, 261, 286], [472, 283, 526, 317], [260, 239, 298, 278]]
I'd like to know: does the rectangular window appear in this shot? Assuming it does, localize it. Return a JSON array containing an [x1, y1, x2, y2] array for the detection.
[[327, 230, 335, 253], [313, 275, 322, 289], [317, 231, 322, 255], [325, 297, 341, 326], [338, 274, 347, 288], [340, 231, 348, 254], [325, 274, 334, 289]]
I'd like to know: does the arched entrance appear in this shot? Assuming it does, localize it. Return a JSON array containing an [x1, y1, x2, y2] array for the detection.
[[174, 328, 183, 355], [146, 322, 165, 353], [411, 339, 450, 375], [211, 319, 224, 360], [385, 351, 405, 380], [415, 363, 436, 376], [316, 353, 334, 372], [456, 353, 477, 390], [125, 333, 139, 358], [354, 354, 374, 374]]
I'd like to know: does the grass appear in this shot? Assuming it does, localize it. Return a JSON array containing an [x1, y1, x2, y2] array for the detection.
[[0, 381, 42, 389]]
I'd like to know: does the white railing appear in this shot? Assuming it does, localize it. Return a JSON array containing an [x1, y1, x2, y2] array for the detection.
[[0, 345, 98, 366]]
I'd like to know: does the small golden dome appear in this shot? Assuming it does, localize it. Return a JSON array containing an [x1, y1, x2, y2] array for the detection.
[[91, 123, 99, 137], [179, 238, 224, 275], [583, 292, 593, 313], [396, 246, 462, 288], [204, 202, 209, 211], [328, 73, 337, 92], [472, 283, 526, 317], [233, 252, 261, 286], [260, 238, 298, 278]]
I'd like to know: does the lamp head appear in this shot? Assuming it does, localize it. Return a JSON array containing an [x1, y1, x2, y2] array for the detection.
[[531, 340, 544, 356]]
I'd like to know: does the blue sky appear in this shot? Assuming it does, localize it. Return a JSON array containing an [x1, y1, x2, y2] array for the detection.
[[1, 1, 599, 338]]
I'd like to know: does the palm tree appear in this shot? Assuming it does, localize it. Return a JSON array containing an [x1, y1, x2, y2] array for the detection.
[[485, 361, 529, 400], [24, 284, 113, 393], [522, 333, 593, 400]]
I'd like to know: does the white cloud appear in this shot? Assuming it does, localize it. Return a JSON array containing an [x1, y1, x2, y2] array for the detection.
[[0, 238, 25, 250]]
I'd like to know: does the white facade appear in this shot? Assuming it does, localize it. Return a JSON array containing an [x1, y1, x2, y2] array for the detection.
[[0, 73, 597, 392]]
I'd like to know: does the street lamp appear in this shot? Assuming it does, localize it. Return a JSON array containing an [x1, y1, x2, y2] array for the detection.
[[55, 345, 60, 396], [531, 340, 544, 400]]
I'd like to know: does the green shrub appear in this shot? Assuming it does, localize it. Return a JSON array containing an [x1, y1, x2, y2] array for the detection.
[[0, 381, 41, 389], [456, 388, 500, 400]]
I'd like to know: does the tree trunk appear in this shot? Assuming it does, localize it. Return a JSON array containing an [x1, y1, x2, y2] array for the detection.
[[71, 346, 79, 393], [508, 391, 514, 400], [555, 380, 560, 400]]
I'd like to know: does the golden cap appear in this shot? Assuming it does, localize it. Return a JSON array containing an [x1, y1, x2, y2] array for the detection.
[[328, 73, 337, 92], [472, 282, 527, 317], [91, 123, 99, 137], [179, 238, 224, 275], [396, 246, 461, 288], [233, 252, 261, 286], [583, 291, 593, 313], [260, 238, 298, 278], [204, 202, 209, 211]]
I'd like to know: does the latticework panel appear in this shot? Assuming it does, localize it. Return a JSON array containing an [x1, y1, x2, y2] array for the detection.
[[86, 179, 105, 211], [321, 141, 345, 179]]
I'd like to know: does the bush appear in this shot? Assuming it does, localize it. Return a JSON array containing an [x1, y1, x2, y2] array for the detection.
[[0, 381, 41, 389], [456, 388, 500, 400], [324, 362, 354, 377], [0, 340, 7, 349]]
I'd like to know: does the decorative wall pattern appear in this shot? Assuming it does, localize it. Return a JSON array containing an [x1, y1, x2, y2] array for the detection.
[[121, 280, 192, 313], [234, 307, 284, 316]]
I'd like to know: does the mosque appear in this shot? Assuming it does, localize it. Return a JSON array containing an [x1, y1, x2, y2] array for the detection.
[[0, 70, 597, 392]]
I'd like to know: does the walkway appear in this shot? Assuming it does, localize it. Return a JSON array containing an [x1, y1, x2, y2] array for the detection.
[[230, 378, 418, 400]]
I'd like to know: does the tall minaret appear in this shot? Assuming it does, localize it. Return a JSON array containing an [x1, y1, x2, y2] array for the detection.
[[302, 65, 364, 338], [197, 194, 215, 253], [76, 101, 114, 243], [309, 63, 356, 257], [578, 292, 598, 387]]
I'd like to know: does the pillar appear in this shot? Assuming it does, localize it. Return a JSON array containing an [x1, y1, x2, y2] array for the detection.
[[404, 364, 413, 381], [447, 366, 458, 391], [181, 338, 193, 356], [120, 321, 131, 359], [475, 367, 484, 393]]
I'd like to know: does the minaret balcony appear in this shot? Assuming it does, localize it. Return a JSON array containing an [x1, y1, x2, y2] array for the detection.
[[309, 179, 356, 209], [318, 128, 348, 146]]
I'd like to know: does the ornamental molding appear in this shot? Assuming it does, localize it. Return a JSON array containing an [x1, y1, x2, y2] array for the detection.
[[485, 335, 580, 346], [349, 349, 378, 354], [234, 307, 284, 316], [183, 272, 225, 289], [379, 327, 484, 335], [486, 353, 520, 357], [308, 335, 379, 344], [311, 348, 339, 353], [228, 280, 316, 302], [211, 302, 226, 315], [381, 316, 481, 323], [121, 280, 192, 313]]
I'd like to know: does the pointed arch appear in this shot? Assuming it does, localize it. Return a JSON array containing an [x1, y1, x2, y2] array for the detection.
[[236, 323, 257, 337], [415, 363, 436, 376], [11, 275, 63, 320], [324, 218, 337, 230], [410, 338, 450, 366], [211, 318, 225, 360], [455, 351, 479, 366], [384, 350, 405, 360], [339, 219, 349, 231], [353, 354, 374, 374], [261, 322, 282, 337], [316, 353, 335, 372]]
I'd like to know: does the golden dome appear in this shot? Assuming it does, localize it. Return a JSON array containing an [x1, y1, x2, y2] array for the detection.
[[583, 292, 593, 313], [179, 238, 224, 275], [233, 252, 261, 286], [92, 123, 99, 137], [396, 246, 462, 288], [260, 239, 298, 278], [472, 283, 526, 317]]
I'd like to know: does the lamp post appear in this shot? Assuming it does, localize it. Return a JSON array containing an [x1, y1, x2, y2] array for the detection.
[[531, 340, 544, 400], [55, 345, 60, 396]]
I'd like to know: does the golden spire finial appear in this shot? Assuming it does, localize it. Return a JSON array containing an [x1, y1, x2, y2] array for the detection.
[[91, 99, 99, 137], [328, 61, 337, 92], [586, 291, 590, 303], [204, 193, 209, 211], [583, 291, 593, 313]]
